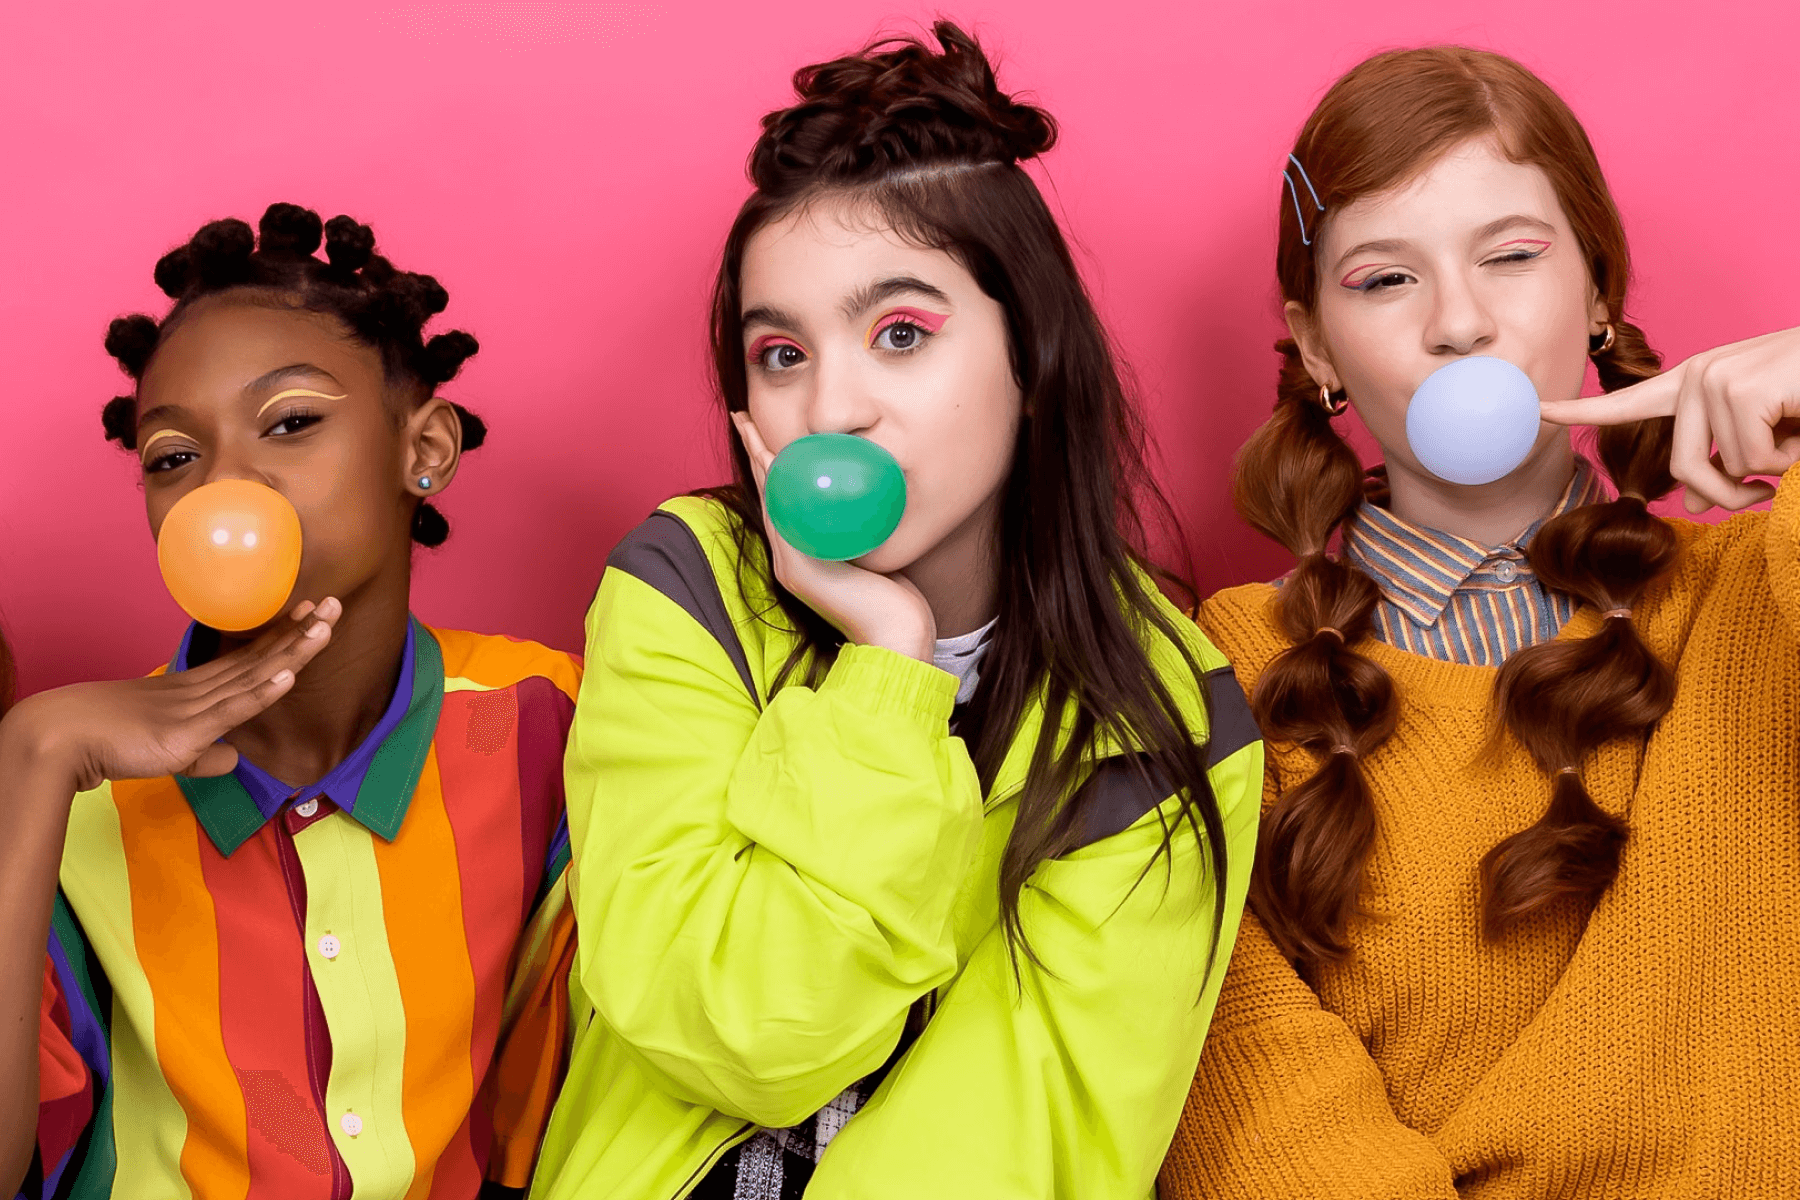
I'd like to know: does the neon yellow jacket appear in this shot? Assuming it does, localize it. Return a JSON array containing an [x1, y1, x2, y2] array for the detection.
[[531, 496, 1262, 1200]]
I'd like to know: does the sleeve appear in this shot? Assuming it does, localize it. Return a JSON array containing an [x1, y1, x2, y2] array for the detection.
[[1156, 908, 1459, 1199], [563, 562, 984, 1128], [26, 897, 110, 1200], [805, 715, 1265, 1200]]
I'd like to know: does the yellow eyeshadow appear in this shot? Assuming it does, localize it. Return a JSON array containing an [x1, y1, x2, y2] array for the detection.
[[256, 387, 348, 420], [138, 429, 185, 460]]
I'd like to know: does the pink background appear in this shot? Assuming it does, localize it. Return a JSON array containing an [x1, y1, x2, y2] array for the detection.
[[2, 1, 1796, 695]]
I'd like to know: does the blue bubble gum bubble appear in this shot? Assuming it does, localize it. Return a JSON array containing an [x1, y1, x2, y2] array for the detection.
[[764, 433, 908, 561], [1404, 356, 1543, 486]]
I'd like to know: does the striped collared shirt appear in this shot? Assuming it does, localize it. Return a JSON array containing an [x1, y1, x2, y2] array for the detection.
[[32, 621, 581, 1200], [1341, 463, 1611, 666]]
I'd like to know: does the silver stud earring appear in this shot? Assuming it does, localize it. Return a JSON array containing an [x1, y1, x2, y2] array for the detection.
[[418, 476, 432, 490]]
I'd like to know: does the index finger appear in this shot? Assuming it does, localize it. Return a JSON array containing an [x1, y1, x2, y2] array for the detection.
[[1538, 369, 1680, 427]]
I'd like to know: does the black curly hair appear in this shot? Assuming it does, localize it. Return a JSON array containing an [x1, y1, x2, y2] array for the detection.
[[102, 202, 485, 547]]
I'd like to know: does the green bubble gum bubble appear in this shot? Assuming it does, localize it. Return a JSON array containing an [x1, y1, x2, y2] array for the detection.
[[764, 433, 907, 561]]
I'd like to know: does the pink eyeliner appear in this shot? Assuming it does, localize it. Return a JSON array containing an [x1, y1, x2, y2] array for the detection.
[[1340, 266, 1382, 288], [747, 334, 803, 363], [868, 306, 949, 341]]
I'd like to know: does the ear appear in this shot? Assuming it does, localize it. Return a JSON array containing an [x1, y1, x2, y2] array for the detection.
[[1587, 287, 1611, 336], [1284, 300, 1339, 392], [402, 397, 462, 496]]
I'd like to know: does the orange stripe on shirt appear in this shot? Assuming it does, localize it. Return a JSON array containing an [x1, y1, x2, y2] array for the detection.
[[116, 777, 253, 1200], [433, 626, 580, 700], [373, 747, 479, 1200]]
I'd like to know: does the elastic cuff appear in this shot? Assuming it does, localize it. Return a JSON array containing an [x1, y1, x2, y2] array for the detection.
[[821, 642, 958, 731]]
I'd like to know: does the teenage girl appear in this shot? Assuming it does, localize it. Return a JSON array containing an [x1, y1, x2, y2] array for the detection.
[[1, 204, 579, 1198], [1158, 47, 1800, 1199], [530, 23, 1263, 1200]]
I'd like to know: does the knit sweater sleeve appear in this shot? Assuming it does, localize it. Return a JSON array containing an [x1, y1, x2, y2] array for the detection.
[[1762, 461, 1800, 636]]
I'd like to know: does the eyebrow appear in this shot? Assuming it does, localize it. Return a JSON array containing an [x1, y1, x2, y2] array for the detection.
[[840, 276, 950, 322], [740, 304, 805, 334], [244, 363, 344, 396], [1334, 214, 1558, 272]]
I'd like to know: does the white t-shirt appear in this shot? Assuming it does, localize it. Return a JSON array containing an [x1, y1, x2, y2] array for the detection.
[[933, 616, 997, 706]]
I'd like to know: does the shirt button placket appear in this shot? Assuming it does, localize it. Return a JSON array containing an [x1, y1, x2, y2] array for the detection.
[[318, 933, 341, 960], [340, 1111, 363, 1138], [1494, 560, 1519, 583], [294, 798, 320, 819]]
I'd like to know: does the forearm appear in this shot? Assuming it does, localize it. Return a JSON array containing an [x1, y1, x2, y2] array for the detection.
[[0, 719, 80, 1193]]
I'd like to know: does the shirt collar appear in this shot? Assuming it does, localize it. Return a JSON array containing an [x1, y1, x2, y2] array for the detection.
[[171, 617, 444, 856], [1342, 460, 1608, 629]]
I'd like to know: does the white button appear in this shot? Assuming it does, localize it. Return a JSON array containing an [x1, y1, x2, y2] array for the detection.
[[340, 1112, 363, 1137], [318, 934, 341, 960], [294, 799, 319, 819], [1493, 560, 1519, 583]]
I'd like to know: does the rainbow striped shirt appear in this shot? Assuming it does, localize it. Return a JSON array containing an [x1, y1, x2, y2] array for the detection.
[[28, 620, 581, 1200], [1341, 463, 1610, 665]]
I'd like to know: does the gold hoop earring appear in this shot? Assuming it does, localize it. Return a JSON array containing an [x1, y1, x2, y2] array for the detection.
[[1590, 324, 1616, 355], [1320, 383, 1349, 416]]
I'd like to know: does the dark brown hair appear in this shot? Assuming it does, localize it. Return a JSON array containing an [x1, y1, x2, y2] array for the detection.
[[102, 203, 486, 547], [703, 21, 1230, 967], [1238, 46, 1676, 964]]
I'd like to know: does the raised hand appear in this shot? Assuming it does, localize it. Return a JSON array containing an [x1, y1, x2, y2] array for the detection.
[[732, 413, 936, 661], [1540, 327, 1800, 513], [4, 597, 341, 793]]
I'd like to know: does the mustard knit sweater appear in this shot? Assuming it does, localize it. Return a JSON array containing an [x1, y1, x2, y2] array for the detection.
[[1160, 464, 1800, 1200]]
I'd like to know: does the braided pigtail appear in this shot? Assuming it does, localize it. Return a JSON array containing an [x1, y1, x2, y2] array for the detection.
[[99, 203, 487, 546], [1235, 341, 1399, 965], [1482, 319, 1676, 936]]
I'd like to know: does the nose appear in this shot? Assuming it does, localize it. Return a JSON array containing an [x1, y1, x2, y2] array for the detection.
[[802, 348, 881, 437], [1424, 269, 1498, 358]]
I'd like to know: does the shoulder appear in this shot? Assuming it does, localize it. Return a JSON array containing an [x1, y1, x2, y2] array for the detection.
[[426, 627, 582, 703], [1196, 583, 1285, 689], [1131, 576, 1262, 773]]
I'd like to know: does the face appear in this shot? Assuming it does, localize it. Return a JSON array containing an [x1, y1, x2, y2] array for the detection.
[[738, 195, 1023, 575], [1290, 137, 1609, 484], [134, 297, 460, 629]]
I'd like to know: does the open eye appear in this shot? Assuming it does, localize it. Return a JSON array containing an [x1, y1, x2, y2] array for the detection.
[[748, 336, 807, 372], [144, 448, 198, 474], [264, 408, 323, 437], [1358, 271, 1414, 292], [872, 320, 926, 351]]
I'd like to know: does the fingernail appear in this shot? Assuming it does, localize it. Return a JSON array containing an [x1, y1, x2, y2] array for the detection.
[[272, 669, 294, 685], [306, 622, 328, 638], [291, 601, 316, 620]]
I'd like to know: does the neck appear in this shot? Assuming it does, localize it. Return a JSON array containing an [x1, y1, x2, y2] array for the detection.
[[213, 559, 413, 787], [1383, 435, 1578, 546], [899, 492, 1001, 640]]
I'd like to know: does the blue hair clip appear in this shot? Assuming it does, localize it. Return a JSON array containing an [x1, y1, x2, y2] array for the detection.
[[1283, 153, 1325, 246]]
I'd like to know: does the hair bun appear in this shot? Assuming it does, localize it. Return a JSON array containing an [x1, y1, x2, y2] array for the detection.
[[753, 20, 1056, 191], [323, 214, 376, 276], [258, 203, 324, 260]]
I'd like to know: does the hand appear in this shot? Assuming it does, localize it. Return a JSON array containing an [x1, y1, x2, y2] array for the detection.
[[732, 413, 936, 661], [3, 598, 341, 793], [1540, 327, 1800, 513]]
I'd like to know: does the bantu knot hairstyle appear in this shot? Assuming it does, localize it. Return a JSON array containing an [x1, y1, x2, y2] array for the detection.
[[102, 202, 484, 547]]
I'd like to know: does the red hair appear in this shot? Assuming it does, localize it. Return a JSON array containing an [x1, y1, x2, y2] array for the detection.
[[1237, 47, 1677, 964]]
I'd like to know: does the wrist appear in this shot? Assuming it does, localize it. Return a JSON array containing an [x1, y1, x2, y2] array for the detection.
[[0, 698, 88, 796]]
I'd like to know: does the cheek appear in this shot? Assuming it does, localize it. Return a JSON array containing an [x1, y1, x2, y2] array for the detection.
[[1324, 317, 1418, 445], [899, 347, 1021, 517]]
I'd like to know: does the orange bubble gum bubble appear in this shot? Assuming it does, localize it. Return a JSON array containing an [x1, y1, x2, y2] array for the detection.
[[157, 480, 303, 632]]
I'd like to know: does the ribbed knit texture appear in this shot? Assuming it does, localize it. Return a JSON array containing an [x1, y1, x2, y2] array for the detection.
[[1160, 463, 1800, 1199]]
